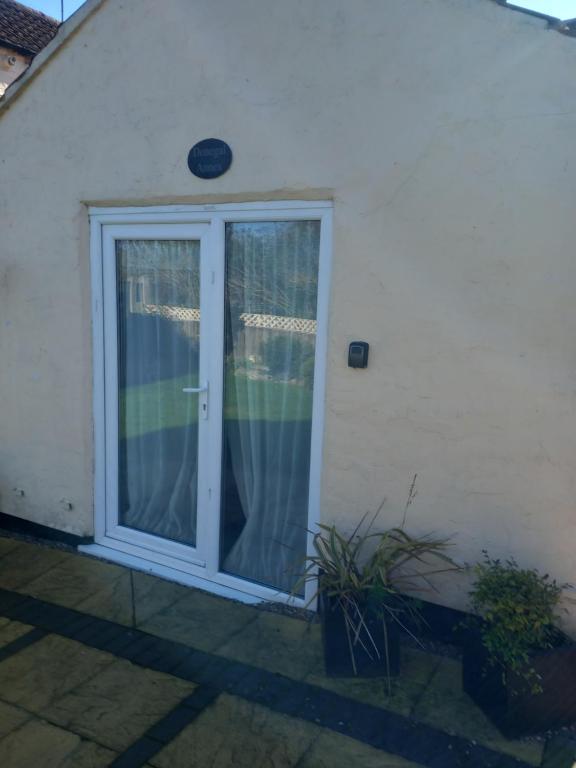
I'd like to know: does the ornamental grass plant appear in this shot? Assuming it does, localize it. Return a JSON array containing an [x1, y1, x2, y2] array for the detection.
[[294, 479, 459, 677]]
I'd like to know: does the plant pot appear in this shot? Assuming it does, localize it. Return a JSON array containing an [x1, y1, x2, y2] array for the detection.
[[463, 631, 576, 738], [320, 592, 400, 678]]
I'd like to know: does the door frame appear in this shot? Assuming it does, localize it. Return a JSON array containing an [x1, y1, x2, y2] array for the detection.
[[86, 201, 333, 607], [101, 222, 212, 568]]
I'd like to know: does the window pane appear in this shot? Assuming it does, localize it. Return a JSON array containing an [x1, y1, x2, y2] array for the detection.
[[116, 239, 201, 547], [220, 221, 320, 594]]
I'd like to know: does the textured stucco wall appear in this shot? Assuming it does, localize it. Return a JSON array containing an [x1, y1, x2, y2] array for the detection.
[[1, 0, 576, 623]]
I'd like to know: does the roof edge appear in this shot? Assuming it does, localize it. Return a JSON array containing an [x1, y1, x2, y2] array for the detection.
[[493, 0, 558, 23], [0, 37, 35, 56], [0, 0, 106, 116], [492, 0, 576, 34]]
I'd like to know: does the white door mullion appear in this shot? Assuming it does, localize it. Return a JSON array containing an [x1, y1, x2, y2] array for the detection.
[[195, 225, 214, 562], [203, 215, 225, 578], [102, 228, 120, 540]]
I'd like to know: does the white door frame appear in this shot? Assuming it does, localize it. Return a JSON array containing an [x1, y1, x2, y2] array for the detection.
[[84, 201, 333, 607], [101, 222, 212, 568]]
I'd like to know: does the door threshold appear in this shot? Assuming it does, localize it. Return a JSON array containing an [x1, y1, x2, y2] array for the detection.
[[79, 543, 265, 605]]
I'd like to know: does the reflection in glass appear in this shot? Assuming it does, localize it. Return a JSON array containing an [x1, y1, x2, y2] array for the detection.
[[221, 221, 320, 594], [116, 239, 200, 546]]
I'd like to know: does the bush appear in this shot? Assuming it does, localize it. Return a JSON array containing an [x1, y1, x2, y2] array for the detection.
[[260, 334, 315, 383], [469, 552, 567, 692]]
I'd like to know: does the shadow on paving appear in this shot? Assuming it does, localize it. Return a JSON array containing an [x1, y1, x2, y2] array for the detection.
[[0, 533, 564, 768]]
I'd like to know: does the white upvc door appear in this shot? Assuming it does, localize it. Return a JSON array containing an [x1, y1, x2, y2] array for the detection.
[[101, 222, 219, 570], [89, 202, 332, 607]]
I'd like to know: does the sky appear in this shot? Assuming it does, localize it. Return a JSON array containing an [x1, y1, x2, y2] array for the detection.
[[20, 0, 84, 21], [19, 0, 576, 21], [517, 0, 576, 16]]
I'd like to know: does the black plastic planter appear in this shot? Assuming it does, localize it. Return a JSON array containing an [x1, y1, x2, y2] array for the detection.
[[463, 632, 576, 738], [320, 592, 400, 678]]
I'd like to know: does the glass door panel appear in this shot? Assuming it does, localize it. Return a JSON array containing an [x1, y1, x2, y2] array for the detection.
[[116, 238, 201, 547], [220, 221, 320, 594], [98, 207, 329, 602]]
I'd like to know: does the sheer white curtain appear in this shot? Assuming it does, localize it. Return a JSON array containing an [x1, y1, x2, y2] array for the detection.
[[117, 239, 200, 546], [221, 221, 320, 594]]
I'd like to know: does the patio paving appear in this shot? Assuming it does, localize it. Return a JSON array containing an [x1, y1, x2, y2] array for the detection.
[[0, 533, 568, 767]]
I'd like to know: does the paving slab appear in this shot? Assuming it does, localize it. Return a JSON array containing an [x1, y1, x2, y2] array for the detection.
[[0, 537, 23, 559], [412, 655, 545, 766], [62, 740, 118, 768], [0, 618, 33, 648], [132, 570, 190, 625], [0, 700, 31, 739], [305, 646, 442, 718], [76, 570, 134, 626], [0, 540, 68, 590], [21, 554, 127, 611], [0, 538, 558, 768], [139, 588, 258, 653], [150, 693, 320, 768], [300, 729, 426, 768], [0, 718, 116, 767], [216, 612, 322, 680], [42, 657, 196, 752], [542, 735, 576, 767], [0, 634, 114, 712]]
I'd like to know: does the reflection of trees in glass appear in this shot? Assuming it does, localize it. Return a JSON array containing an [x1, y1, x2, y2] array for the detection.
[[225, 221, 319, 321], [117, 240, 200, 310], [223, 221, 320, 388], [260, 334, 315, 384], [151, 269, 200, 308]]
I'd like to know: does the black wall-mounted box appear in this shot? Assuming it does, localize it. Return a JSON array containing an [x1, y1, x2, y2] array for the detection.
[[348, 341, 369, 368]]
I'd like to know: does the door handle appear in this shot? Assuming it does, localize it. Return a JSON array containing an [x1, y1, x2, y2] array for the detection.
[[182, 382, 209, 419], [182, 383, 208, 394]]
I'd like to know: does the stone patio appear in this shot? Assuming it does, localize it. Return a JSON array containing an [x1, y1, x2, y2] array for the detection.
[[0, 533, 572, 768]]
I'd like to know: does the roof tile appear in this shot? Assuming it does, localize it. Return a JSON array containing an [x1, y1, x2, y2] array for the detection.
[[0, 0, 59, 56]]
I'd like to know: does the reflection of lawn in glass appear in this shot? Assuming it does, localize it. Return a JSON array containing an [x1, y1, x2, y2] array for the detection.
[[120, 373, 313, 439]]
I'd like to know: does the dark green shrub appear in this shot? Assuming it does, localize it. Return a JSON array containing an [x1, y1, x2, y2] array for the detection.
[[470, 552, 568, 692], [260, 334, 315, 383]]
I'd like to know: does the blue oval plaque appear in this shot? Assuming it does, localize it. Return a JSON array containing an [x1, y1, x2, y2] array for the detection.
[[188, 138, 232, 179]]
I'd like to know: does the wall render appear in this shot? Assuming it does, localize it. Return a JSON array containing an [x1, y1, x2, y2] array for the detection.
[[1, 0, 576, 623]]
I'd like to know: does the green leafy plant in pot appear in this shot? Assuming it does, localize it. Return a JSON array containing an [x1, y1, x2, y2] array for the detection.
[[463, 552, 576, 737], [294, 485, 457, 680]]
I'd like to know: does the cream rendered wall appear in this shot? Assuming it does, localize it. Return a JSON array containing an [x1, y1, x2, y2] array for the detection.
[[0, 46, 30, 96], [1, 0, 576, 623]]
